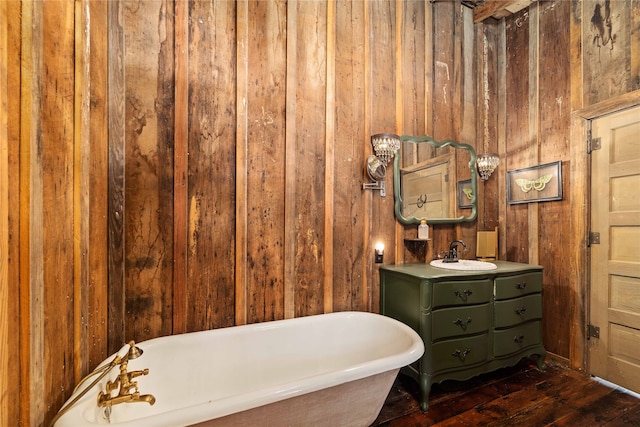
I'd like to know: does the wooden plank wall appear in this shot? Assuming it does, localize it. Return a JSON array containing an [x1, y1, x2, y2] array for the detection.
[[110, 0, 475, 342], [2, 0, 639, 425], [481, 0, 639, 371], [5, 2, 479, 424], [492, 0, 580, 366]]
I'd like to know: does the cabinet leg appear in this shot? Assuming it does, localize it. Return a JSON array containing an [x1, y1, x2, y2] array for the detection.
[[419, 374, 431, 412], [535, 351, 547, 370]]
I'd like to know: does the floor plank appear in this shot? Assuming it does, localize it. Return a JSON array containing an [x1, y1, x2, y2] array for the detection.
[[372, 360, 640, 427]]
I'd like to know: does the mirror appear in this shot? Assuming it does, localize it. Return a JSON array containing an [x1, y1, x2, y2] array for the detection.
[[366, 155, 386, 181], [393, 136, 478, 225]]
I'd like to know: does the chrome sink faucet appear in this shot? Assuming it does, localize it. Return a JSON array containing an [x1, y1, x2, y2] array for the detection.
[[443, 240, 467, 263]]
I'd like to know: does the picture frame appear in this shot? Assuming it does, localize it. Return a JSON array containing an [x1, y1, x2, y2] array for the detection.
[[457, 179, 473, 209], [506, 160, 562, 205]]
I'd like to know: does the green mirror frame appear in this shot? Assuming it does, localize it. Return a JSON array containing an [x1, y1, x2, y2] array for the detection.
[[393, 135, 478, 225]]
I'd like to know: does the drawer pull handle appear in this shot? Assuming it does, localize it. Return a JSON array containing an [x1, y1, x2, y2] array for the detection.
[[516, 282, 527, 290], [514, 335, 525, 346], [452, 349, 471, 362], [515, 307, 527, 317], [454, 289, 473, 301], [453, 317, 473, 330]]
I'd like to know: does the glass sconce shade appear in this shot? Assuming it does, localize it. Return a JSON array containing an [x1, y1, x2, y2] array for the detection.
[[371, 133, 401, 166], [477, 153, 499, 181]]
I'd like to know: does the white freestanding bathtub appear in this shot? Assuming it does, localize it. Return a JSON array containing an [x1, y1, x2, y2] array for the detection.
[[52, 311, 424, 427]]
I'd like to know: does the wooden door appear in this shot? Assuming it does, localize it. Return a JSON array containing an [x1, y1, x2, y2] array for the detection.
[[589, 105, 640, 393], [402, 160, 450, 220]]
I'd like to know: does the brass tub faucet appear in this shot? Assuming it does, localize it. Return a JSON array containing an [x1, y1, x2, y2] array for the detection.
[[97, 357, 156, 407]]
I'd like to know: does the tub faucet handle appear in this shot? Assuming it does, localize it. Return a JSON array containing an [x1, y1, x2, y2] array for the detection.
[[124, 368, 150, 390]]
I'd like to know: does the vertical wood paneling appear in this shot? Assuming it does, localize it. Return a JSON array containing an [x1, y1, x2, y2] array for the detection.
[[187, 0, 236, 330], [367, 0, 397, 313], [41, 2, 76, 420], [284, 0, 298, 319], [538, 0, 572, 358], [421, 1, 434, 261], [245, 0, 287, 324], [84, 0, 109, 371], [235, 0, 249, 326], [292, 1, 328, 317], [362, 1, 371, 312], [460, 6, 476, 148], [477, 22, 500, 234], [495, 20, 507, 259], [451, 3, 463, 142], [73, 0, 89, 382], [503, 10, 530, 262], [459, 4, 477, 175], [430, 1, 458, 255], [333, 0, 366, 311], [5, 2, 21, 420], [568, 0, 587, 371], [398, 2, 427, 140], [107, 0, 126, 352], [153, 2, 175, 334], [174, 0, 189, 334], [324, 0, 336, 314], [123, 0, 173, 339], [18, 3, 32, 423], [454, 5, 477, 248], [432, 2, 455, 138], [394, 0, 405, 267], [424, 1, 434, 135], [0, 1, 10, 423], [21, 1, 44, 423], [527, 3, 539, 266], [399, 1, 427, 263]]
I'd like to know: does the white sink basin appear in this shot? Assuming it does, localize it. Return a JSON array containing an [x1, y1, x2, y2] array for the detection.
[[430, 259, 497, 271]]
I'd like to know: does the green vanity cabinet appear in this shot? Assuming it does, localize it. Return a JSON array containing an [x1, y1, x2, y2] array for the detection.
[[380, 261, 546, 411]]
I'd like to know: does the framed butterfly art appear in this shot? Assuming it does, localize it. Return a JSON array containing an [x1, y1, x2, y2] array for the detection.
[[506, 161, 563, 205], [457, 179, 474, 209]]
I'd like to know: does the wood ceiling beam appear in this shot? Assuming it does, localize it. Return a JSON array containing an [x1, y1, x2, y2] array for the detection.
[[473, 0, 536, 23]]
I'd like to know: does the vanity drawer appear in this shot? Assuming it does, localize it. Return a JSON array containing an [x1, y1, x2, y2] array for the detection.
[[494, 294, 542, 328], [433, 279, 493, 308], [493, 321, 542, 357], [432, 334, 489, 372], [494, 272, 542, 300], [432, 304, 491, 340]]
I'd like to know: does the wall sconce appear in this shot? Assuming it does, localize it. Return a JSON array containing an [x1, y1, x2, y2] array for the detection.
[[371, 133, 401, 166], [477, 153, 499, 181], [362, 134, 400, 197], [374, 242, 384, 264]]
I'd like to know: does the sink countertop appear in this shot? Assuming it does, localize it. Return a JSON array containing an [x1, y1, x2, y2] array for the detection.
[[379, 260, 543, 279]]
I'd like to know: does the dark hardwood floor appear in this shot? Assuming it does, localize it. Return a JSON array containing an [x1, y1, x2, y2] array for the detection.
[[372, 359, 640, 426]]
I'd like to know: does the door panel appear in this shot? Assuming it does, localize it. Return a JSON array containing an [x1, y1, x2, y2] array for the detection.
[[589, 105, 640, 394]]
